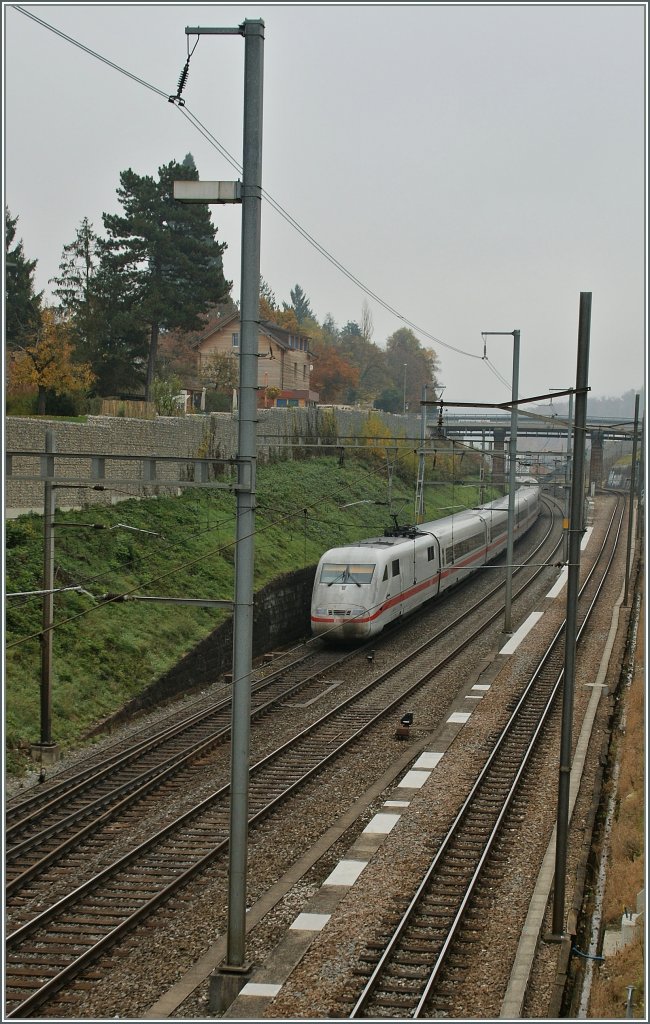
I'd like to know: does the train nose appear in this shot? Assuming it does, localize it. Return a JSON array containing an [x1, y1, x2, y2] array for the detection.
[[311, 604, 370, 641]]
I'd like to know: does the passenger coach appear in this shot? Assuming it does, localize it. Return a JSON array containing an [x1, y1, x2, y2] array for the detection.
[[311, 481, 540, 642]]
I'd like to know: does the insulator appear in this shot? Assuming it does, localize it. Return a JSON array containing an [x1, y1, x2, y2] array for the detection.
[[177, 59, 190, 96]]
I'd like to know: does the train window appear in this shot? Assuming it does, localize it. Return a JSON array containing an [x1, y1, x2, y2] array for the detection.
[[383, 566, 388, 581], [452, 531, 485, 560], [319, 562, 375, 585], [348, 563, 375, 583], [392, 559, 400, 577], [427, 545, 435, 561]]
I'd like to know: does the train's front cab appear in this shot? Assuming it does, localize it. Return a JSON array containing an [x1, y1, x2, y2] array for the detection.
[[310, 545, 379, 642]]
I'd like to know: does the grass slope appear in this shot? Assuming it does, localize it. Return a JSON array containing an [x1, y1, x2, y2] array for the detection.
[[5, 456, 489, 773]]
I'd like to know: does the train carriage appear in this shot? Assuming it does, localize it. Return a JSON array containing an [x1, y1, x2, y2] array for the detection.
[[311, 480, 540, 642]]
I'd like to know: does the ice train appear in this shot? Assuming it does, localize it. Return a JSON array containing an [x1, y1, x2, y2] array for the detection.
[[311, 481, 540, 642]]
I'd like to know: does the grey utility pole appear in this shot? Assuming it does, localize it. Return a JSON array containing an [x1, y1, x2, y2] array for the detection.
[[551, 291, 591, 938], [623, 392, 640, 606], [174, 18, 264, 1005], [550, 388, 574, 564], [228, 17, 264, 980], [39, 429, 57, 757], [481, 330, 520, 633]]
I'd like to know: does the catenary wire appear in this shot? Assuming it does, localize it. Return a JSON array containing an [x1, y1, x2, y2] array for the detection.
[[4, 481, 405, 646], [13, 3, 486, 366]]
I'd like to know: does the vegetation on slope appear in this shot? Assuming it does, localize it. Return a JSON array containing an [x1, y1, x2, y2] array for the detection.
[[5, 456, 490, 773], [588, 599, 645, 1019]]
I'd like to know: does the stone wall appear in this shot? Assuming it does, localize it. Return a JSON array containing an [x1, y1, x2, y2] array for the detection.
[[6, 405, 420, 734], [5, 406, 421, 516]]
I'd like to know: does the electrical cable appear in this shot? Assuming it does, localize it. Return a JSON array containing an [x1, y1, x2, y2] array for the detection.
[[177, 105, 482, 361], [12, 5, 170, 99], [13, 4, 483, 365], [5, 482, 395, 647]]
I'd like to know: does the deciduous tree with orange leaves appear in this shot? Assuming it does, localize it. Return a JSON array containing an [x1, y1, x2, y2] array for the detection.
[[8, 307, 95, 415]]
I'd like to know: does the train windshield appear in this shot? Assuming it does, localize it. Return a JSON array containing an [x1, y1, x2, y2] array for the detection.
[[320, 562, 375, 585]]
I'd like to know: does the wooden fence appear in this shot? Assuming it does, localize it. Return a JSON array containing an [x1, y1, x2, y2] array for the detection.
[[99, 400, 157, 419]]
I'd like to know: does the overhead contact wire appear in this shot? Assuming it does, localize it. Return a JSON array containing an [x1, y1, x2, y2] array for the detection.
[[13, 4, 481, 364]]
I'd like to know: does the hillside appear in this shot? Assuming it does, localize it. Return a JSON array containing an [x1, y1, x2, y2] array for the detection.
[[5, 455, 491, 774]]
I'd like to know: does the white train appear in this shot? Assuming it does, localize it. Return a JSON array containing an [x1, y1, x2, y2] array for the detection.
[[311, 481, 541, 642]]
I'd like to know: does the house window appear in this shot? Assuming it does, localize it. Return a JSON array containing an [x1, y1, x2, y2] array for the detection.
[[232, 333, 239, 348], [294, 362, 298, 380], [303, 365, 307, 380]]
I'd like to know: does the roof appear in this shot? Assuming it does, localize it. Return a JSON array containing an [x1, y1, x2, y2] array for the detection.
[[192, 313, 314, 355]]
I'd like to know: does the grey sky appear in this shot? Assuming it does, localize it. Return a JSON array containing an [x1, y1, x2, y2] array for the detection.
[[3, 2, 646, 407]]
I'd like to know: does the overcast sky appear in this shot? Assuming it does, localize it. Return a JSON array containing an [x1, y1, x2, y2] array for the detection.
[[3, 2, 646, 408]]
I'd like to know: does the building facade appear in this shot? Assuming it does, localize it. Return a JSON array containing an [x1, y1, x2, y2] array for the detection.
[[183, 312, 318, 410]]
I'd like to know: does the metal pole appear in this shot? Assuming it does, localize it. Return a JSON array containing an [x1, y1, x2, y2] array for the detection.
[[637, 412, 645, 540], [551, 291, 591, 937], [480, 330, 520, 633], [403, 363, 407, 415], [416, 384, 426, 521], [40, 429, 56, 746], [504, 330, 520, 633], [226, 17, 264, 971], [564, 390, 573, 563], [623, 393, 640, 606]]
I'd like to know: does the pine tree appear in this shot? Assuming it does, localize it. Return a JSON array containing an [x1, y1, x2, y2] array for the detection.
[[102, 156, 231, 400], [5, 208, 41, 350], [51, 218, 148, 396], [51, 217, 100, 313], [287, 283, 314, 325]]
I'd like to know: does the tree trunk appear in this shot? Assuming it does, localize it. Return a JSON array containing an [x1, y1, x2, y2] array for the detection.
[[145, 322, 159, 402], [37, 385, 47, 415]]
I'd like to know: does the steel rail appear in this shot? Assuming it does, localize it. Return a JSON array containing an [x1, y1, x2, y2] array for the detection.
[[6, 500, 558, 900], [5, 502, 562, 1018], [348, 497, 624, 1018]]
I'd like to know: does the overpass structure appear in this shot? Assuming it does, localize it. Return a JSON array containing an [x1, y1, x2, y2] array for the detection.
[[423, 408, 638, 490], [432, 410, 636, 441]]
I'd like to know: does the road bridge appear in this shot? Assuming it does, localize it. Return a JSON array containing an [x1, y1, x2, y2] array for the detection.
[[423, 409, 638, 490], [429, 410, 636, 441]]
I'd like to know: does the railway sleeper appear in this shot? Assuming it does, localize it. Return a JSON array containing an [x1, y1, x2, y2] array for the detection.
[[44, 927, 108, 940], [12, 941, 86, 954], [352, 965, 375, 977], [6, 955, 76, 968], [403, 929, 447, 945], [6, 967, 62, 978], [370, 994, 419, 1008], [375, 980, 425, 993], [59, 914, 121, 926]]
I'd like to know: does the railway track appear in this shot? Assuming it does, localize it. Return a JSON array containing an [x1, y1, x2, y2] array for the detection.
[[5, 644, 352, 895], [5, 498, 560, 905], [348, 496, 625, 1018], [4, 499, 562, 1018]]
